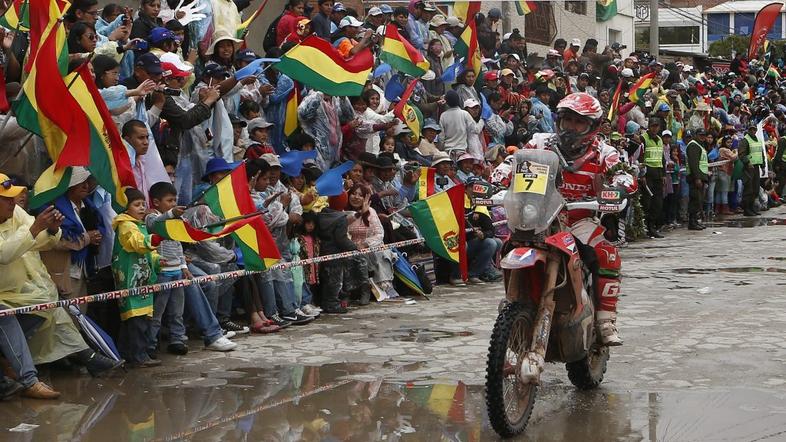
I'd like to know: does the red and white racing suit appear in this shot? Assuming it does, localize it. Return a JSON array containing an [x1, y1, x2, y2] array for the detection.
[[523, 133, 627, 318]]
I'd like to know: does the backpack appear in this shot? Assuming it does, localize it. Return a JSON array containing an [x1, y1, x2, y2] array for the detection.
[[262, 13, 283, 52]]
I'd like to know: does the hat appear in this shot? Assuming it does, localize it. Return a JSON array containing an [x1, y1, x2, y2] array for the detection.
[[159, 52, 192, 73], [661, 130, 673, 137], [625, 120, 640, 134], [483, 70, 499, 81], [379, 3, 393, 14], [463, 98, 480, 108], [149, 27, 177, 44], [620, 68, 634, 78], [657, 103, 670, 112], [230, 114, 246, 127], [375, 155, 396, 169], [422, 2, 437, 12], [332, 2, 346, 12], [570, 38, 581, 47], [202, 158, 238, 181], [431, 151, 451, 166], [261, 153, 281, 167], [248, 117, 274, 132], [611, 42, 626, 51], [610, 132, 623, 141], [134, 52, 163, 75], [488, 7, 501, 18], [682, 65, 694, 72], [429, 14, 447, 27], [695, 101, 711, 112], [368, 6, 383, 16], [161, 62, 190, 78], [578, 72, 590, 79], [457, 153, 477, 163], [423, 118, 441, 132], [500, 68, 515, 77], [339, 16, 363, 28], [649, 60, 663, 67], [626, 55, 639, 63], [506, 53, 521, 62], [0, 173, 24, 198], [502, 32, 512, 41], [206, 29, 242, 55], [235, 48, 257, 62], [68, 166, 91, 187], [203, 62, 229, 78], [446, 16, 463, 27], [693, 128, 707, 136], [547, 49, 561, 57], [358, 152, 378, 167], [672, 83, 686, 91]]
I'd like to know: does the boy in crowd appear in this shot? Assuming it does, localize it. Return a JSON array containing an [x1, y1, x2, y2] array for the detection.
[[112, 188, 161, 368]]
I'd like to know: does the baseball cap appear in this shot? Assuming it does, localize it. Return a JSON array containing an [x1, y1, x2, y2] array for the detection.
[[446, 16, 463, 27], [500, 68, 515, 77], [620, 68, 634, 78], [429, 14, 447, 27], [0, 174, 25, 198], [135, 52, 163, 75], [261, 153, 281, 168], [248, 117, 274, 132], [332, 2, 346, 12], [379, 3, 393, 14], [422, 2, 437, 12], [229, 114, 247, 127], [483, 70, 499, 81], [203, 62, 229, 78], [161, 62, 190, 78], [423, 118, 441, 131], [365, 6, 382, 16], [149, 27, 177, 44], [463, 98, 480, 108], [235, 48, 257, 62], [570, 38, 581, 47], [547, 49, 561, 57], [488, 7, 501, 18], [159, 52, 192, 73], [661, 130, 673, 137], [339, 16, 363, 28], [657, 103, 671, 112]]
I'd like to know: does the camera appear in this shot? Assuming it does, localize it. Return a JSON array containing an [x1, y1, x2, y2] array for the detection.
[[162, 87, 181, 96], [435, 176, 449, 187]]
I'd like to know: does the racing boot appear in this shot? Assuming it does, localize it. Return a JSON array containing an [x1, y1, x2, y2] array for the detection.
[[596, 310, 623, 346]]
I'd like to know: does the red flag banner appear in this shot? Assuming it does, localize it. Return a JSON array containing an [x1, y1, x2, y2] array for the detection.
[[748, 2, 784, 60]]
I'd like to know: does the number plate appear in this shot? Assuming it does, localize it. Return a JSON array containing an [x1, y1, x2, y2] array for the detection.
[[513, 162, 549, 195]]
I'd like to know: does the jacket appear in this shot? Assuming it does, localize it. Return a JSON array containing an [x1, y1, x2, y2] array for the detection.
[[111, 213, 159, 320], [317, 208, 357, 255]]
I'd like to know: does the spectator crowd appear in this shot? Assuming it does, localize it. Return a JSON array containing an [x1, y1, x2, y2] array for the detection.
[[0, 0, 784, 401]]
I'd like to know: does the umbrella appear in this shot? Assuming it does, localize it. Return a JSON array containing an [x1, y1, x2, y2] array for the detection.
[[68, 305, 122, 361], [393, 249, 431, 300]]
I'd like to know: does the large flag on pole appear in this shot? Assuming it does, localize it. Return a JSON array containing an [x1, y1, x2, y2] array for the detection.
[[380, 24, 430, 77], [452, 1, 480, 24], [0, 0, 30, 31], [408, 185, 468, 280], [627, 72, 656, 104], [283, 81, 300, 137], [454, 16, 481, 78], [515, 0, 537, 16], [274, 36, 373, 96], [748, 2, 784, 61], [393, 79, 423, 139], [152, 216, 265, 243], [607, 80, 623, 121]]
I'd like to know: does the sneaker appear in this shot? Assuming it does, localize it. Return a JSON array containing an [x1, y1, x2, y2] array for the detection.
[[281, 312, 315, 325], [269, 314, 292, 328], [467, 277, 485, 284], [127, 358, 162, 369], [206, 336, 237, 352], [221, 321, 250, 335], [85, 352, 125, 377], [167, 342, 189, 356], [480, 270, 503, 283], [301, 304, 322, 317], [297, 306, 320, 318], [322, 305, 348, 314], [223, 330, 237, 339], [449, 278, 466, 286]]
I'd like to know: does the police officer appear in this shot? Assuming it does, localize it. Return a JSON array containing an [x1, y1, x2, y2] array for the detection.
[[686, 128, 709, 230], [737, 124, 765, 216], [641, 118, 666, 238]]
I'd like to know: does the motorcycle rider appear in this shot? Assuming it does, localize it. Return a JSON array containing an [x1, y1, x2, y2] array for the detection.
[[520, 93, 635, 346]]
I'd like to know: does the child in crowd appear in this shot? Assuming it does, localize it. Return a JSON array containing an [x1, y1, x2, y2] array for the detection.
[[144, 182, 190, 356], [297, 212, 320, 307], [112, 188, 160, 368], [245, 118, 276, 159]]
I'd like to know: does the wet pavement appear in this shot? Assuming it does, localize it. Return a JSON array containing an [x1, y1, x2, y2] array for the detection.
[[5, 210, 786, 441]]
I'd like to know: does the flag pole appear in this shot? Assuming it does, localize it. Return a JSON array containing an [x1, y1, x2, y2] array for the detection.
[[199, 210, 264, 230]]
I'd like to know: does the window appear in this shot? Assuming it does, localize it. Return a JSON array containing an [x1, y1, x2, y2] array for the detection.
[[659, 26, 700, 45], [735, 13, 755, 35], [525, 2, 557, 46], [707, 13, 730, 42], [565, 1, 586, 15]]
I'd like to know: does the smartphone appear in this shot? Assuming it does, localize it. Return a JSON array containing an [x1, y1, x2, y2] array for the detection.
[[162, 87, 181, 96]]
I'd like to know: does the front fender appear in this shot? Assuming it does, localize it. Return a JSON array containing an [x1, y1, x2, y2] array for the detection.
[[500, 247, 548, 269]]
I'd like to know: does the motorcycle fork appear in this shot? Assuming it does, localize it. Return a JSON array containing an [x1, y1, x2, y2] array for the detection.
[[519, 255, 563, 385]]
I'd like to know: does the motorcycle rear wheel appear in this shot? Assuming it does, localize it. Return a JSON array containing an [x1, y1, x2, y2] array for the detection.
[[566, 344, 609, 390], [485, 302, 536, 438]]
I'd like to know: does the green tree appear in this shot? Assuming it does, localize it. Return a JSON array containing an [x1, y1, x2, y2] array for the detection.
[[708, 35, 751, 58]]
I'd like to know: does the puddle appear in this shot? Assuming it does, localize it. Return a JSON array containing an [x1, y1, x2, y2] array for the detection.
[[768, 257, 786, 261], [704, 217, 786, 228], [3, 362, 786, 441], [673, 267, 786, 274], [367, 327, 473, 343]]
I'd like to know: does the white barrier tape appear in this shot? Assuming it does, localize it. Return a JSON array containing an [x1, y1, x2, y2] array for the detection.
[[708, 159, 732, 168], [0, 238, 426, 318]]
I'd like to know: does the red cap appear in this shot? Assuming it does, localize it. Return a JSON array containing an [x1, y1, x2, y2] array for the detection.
[[161, 62, 190, 78], [484, 70, 499, 81]]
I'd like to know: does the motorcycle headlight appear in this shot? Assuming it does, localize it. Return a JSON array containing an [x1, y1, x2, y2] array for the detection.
[[521, 203, 539, 224]]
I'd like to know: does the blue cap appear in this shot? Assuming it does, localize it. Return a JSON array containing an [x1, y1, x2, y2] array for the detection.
[[203, 61, 229, 78], [235, 48, 257, 62], [657, 103, 671, 112], [149, 27, 177, 44], [379, 3, 393, 14], [134, 52, 163, 75], [202, 158, 239, 181]]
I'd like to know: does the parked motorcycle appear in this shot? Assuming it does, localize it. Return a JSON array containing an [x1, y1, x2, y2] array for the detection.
[[485, 148, 628, 438]]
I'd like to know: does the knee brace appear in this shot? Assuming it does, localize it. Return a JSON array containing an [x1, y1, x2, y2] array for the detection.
[[594, 242, 621, 312]]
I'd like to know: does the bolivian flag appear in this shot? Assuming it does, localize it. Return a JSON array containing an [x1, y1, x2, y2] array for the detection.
[[0, 0, 29, 31], [454, 17, 481, 78], [393, 79, 423, 139], [767, 65, 781, 79], [152, 215, 264, 243], [408, 184, 467, 280], [607, 80, 623, 121], [515, 0, 537, 16], [381, 24, 430, 78], [452, 1, 480, 24], [201, 163, 281, 271], [418, 166, 435, 199], [275, 35, 373, 97], [284, 81, 300, 137], [627, 72, 656, 104]]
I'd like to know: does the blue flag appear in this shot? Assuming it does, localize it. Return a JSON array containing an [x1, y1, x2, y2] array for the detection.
[[280, 150, 318, 177], [480, 92, 493, 120], [374, 63, 392, 78], [440, 59, 465, 83], [315, 161, 355, 197], [384, 74, 405, 102]]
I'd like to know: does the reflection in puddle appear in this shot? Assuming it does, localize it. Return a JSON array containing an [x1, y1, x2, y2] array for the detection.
[[2, 362, 786, 441], [367, 327, 473, 343], [673, 267, 786, 274], [704, 217, 786, 228]]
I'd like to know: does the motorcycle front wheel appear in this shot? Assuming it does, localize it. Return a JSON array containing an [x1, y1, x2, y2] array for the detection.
[[485, 302, 537, 438]]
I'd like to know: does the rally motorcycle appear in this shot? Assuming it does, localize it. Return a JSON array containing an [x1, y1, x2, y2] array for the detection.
[[485, 148, 629, 438]]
